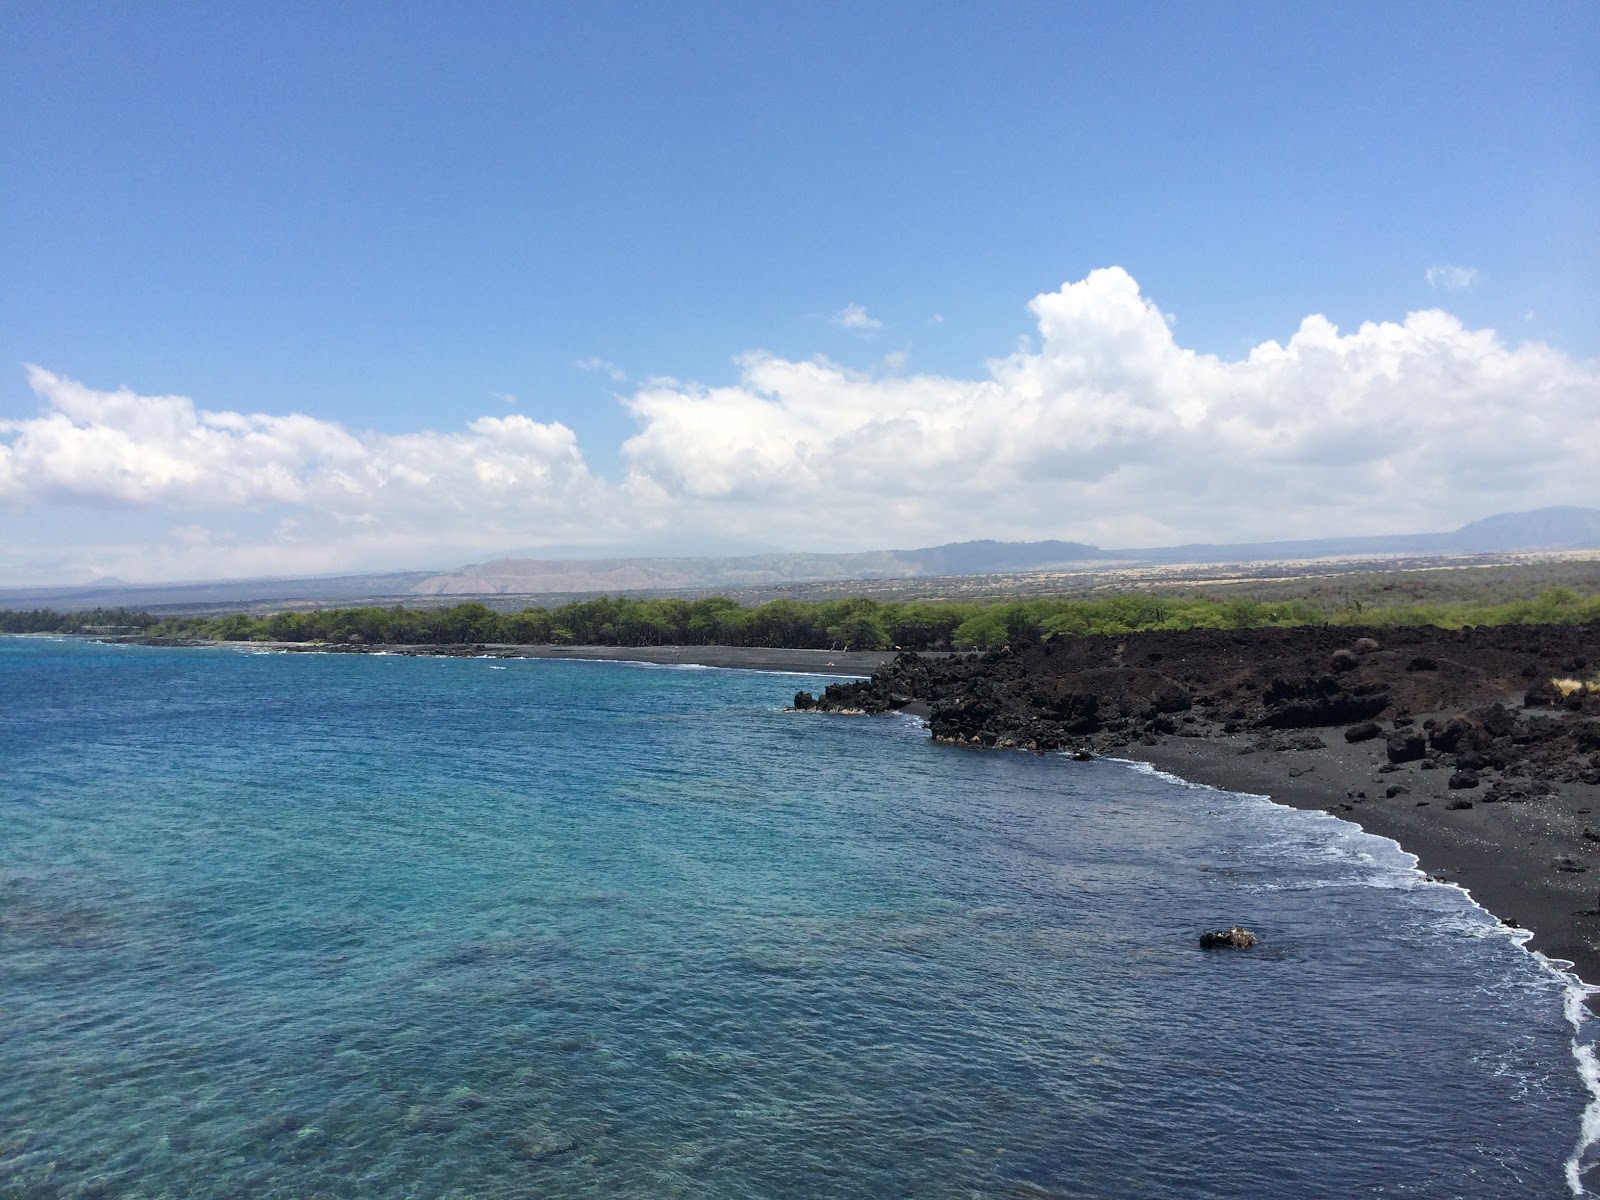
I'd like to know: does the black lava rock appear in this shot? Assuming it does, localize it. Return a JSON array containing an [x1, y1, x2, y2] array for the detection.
[[1199, 926, 1259, 949], [1386, 731, 1427, 763]]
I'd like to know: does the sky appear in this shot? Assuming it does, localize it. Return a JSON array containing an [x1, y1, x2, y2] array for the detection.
[[1, 1, 1597, 584]]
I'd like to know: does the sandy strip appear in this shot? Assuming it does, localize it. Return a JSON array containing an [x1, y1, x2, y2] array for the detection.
[[105, 636, 902, 677]]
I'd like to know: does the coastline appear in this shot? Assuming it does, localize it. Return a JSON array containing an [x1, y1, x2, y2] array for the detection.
[[1118, 730, 1600, 985], [94, 631, 1600, 982], [100, 637, 901, 676], [804, 622, 1600, 990]]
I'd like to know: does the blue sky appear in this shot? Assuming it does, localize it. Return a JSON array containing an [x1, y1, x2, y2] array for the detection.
[[1, 2, 1597, 582]]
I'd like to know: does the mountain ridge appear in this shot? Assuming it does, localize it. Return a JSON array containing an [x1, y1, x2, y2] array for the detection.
[[2, 507, 1595, 611], [413, 506, 1600, 595]]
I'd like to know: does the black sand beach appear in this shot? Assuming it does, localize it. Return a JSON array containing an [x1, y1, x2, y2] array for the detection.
[[803, 623, 1600, 984], [110, 637, 906, 676]]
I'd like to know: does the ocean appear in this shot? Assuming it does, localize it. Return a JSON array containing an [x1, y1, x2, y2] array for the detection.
[[1, 635, 1595, 1198]]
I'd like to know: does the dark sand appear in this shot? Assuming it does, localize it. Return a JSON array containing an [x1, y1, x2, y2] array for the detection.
[[475, 643, 901, 675], [108, 637, 902, 676]]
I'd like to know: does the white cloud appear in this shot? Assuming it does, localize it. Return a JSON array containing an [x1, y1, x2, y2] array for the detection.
[[833, 303, 883, 332], [1426, 264, 1481, 291], [576, 357, 627, 381], [0, 366, 626, 577], [4, 267, 1597, 581], [621, 267, 1600, 548]]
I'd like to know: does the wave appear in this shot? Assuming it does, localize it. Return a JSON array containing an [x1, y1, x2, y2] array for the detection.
[[1110, 753, 1600, 1196]]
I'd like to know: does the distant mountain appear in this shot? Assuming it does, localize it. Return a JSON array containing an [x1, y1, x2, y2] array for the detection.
[[1446, 506, 1600, 553], [1117, 505, 1600, 565], [896, 539, 1103, 576], [409, 507, 1599, 594], [2, 507, 1593, 612]]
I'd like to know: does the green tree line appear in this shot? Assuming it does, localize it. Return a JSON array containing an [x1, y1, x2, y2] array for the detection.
[[5, 586, 1592, 652], [0, 607, 158, 634]]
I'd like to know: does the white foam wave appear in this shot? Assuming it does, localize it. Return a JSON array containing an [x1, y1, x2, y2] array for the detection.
[[1551, 967, 1600, 1196], [528, 655, 861, 680]]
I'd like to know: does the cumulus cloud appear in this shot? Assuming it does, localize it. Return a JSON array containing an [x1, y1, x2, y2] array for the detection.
[[833, 303, 883, 332], [1426, 264, 1481, 291], [621, 267, 1599, 547], [4, 267, 1597, 580], [0, 367, 627, 575]]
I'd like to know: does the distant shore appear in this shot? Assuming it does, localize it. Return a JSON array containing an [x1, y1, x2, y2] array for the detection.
[[100, 636, 902, 677]]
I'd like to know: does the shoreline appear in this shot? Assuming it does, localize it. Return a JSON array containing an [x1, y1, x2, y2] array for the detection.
[[805, 623, 1600, 988], [97, 637, 900, 676], [92, 631, 1600, 983], [1117, 730, 1600, 986]]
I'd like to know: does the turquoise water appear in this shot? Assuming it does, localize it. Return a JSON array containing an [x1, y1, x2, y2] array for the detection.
[[1, 636, 1595, 1198]]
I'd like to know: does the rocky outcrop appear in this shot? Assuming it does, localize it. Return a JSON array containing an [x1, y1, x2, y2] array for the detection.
[[1257, 676, 1390, 729], [1199, 926, 1260, 949], [803, 622, 1600, 796]]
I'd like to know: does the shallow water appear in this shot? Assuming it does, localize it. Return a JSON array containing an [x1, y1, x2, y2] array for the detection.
[[1, 636, 1594, 1197]]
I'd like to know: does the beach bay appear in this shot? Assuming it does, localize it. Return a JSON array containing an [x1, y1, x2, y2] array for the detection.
[[1, 635, 1595, 1197]]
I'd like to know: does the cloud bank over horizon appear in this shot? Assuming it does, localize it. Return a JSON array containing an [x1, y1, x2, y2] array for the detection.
[[3, 268, 1596, 584]]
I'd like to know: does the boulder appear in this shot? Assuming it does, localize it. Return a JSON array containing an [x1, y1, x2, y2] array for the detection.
[[1386, 731, 1427, 763], [1429, 717, 1476, 754], [792, 691, 816, 710], [1472, 703, 1517, 738], [1525, 680, 1562, 707], [1344, 721, 1382, 743], [1448, 770, 1481, 790], [1199, 926, 1259, 950]]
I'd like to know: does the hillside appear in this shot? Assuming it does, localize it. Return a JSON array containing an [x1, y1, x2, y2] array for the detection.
[[3, 507, 1594, 613]]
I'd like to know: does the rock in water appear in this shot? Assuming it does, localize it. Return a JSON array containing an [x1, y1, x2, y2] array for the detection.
[[1199, 926, 1260, 949]]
